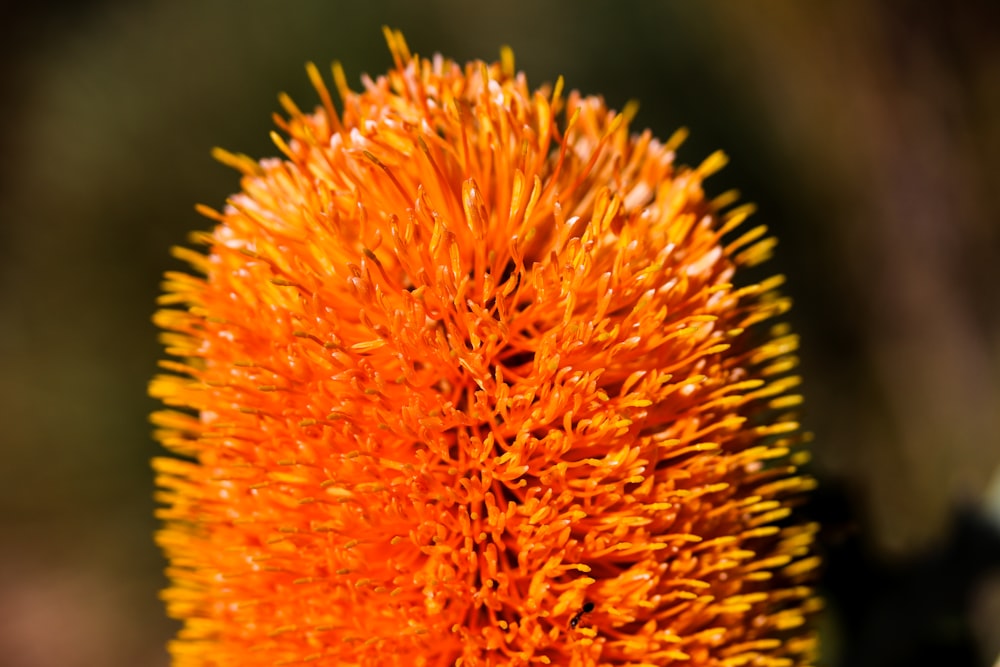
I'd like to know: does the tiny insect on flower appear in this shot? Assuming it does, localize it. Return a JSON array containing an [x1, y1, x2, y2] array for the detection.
[[569, 601, 596, 630], [151, 27, 820, 667]]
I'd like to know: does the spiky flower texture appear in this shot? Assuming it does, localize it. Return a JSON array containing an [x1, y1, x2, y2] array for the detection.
[[152, 30, 820, 667]]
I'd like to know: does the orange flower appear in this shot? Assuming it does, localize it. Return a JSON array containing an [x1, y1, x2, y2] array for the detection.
[[151, 28, 820, 667]]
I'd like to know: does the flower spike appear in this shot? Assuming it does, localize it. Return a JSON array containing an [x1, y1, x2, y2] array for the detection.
[[152, 30, 820, 667]]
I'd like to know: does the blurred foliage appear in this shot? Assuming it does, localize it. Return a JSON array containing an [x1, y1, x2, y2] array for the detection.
[[1, 1, 998, 666]]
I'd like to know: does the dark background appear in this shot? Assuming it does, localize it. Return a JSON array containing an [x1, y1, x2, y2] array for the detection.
[[1, 2, 998, 666]]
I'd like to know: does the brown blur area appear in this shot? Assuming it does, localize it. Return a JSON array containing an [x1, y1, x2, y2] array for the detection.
[[0, 1, 997, 666]]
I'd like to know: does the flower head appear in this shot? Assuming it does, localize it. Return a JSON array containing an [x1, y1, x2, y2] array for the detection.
[[152, 29, 820, 667]]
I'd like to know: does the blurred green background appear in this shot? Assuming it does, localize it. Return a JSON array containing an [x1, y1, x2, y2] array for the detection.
[[1, 1, 998, 666]]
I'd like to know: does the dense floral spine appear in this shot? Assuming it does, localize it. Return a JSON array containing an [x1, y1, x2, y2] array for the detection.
[[152, 28, 820, 667]]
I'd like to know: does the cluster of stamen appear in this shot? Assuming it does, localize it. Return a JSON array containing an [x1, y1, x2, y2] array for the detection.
[[152, 28, 819, 667]]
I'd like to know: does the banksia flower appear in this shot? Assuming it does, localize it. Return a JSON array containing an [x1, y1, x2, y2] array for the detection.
[[152, 29, 820, 667]]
